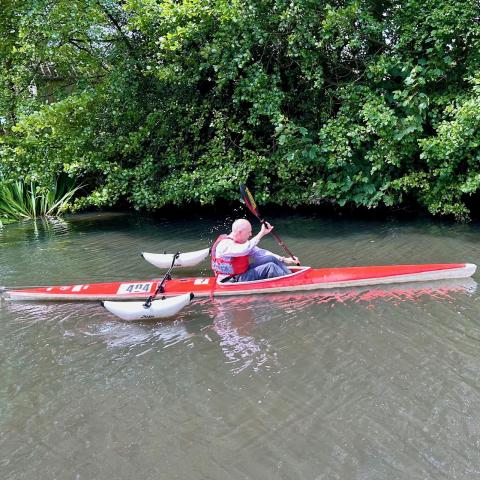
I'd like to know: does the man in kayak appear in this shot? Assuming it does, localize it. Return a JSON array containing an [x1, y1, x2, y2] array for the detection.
[[211, 219, 299, 282]]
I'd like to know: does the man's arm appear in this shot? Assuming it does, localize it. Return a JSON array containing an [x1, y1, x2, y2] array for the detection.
[[250, 247, 299, 264], [249, 246, 280, 261], [217, 222, 274, 257], [216, 237, 261, 257]]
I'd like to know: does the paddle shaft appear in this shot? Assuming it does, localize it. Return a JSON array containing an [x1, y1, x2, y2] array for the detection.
[[240, 185, 299, 264], [251, 210, 298, 261]]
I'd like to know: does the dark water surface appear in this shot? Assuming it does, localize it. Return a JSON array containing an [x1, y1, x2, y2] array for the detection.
[[1, 212, 480, 479]]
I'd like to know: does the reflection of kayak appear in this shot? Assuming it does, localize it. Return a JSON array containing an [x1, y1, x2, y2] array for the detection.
[[4, 263, 476, 301], [208, 277, 478, 307]]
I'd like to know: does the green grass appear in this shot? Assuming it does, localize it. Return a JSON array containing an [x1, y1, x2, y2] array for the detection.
[[0, 177, 82, 226]]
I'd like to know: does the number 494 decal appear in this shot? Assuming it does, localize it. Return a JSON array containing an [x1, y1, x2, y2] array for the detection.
[[117, 282, 154, 295]]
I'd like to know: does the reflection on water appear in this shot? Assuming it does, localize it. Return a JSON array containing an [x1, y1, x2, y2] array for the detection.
[[200, 278, 478, 375], [4, 277, 477, 379], [2, 213, 480, 480], [90, 320, 193, 349], [0, 216, 72, 244], [210, 277, 478, 311], [206, 303, 276, 375]]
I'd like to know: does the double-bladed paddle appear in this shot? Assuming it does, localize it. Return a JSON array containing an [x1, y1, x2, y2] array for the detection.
[[239, 185, 300, 265]]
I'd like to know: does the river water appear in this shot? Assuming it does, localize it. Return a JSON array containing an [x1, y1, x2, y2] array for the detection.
[[1, 212, 480, 479]]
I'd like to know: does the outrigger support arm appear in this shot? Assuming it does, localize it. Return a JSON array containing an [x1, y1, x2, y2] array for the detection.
[[143, 252, 180, 308]]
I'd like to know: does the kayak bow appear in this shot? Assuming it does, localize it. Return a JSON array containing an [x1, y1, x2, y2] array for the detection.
[[4, 263, 476, 301]]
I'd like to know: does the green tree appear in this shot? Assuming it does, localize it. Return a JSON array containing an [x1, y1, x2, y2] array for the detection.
[[1, 0, 479, 219]]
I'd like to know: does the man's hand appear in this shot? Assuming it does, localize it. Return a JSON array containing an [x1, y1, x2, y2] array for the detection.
[[259, 221, 274, 237], [282, 256, 299, 265]]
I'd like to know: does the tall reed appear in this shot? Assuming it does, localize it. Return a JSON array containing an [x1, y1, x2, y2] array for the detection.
[[0, 177, 82, 225]]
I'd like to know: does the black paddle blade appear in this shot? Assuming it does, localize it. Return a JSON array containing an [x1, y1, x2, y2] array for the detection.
[[239, 184, 259, 217]]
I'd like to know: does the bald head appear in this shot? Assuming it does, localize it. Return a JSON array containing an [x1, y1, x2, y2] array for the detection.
[[231, 219, 252, 243], [232, 219, 251, 233]]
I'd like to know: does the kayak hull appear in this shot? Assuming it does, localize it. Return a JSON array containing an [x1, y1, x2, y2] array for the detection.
[[4, 263, 476, 301]]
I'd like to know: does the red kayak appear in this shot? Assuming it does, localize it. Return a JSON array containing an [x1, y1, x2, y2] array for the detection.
[[4, 263, 476, 301]]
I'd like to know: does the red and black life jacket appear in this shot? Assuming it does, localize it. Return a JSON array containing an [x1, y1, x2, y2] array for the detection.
[[211, 235, 249, 276]]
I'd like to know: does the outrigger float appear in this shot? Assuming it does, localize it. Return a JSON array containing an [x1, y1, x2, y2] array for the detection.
[[2, 246, 476, 321]]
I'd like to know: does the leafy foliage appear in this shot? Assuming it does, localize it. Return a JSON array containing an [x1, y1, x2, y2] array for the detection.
[[1, 0, 480, 219]]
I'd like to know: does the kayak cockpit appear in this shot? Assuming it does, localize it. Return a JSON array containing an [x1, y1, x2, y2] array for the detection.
[[216, 266, 311, 285]]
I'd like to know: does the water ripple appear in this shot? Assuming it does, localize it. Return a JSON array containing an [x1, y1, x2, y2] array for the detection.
[[2, 213, 480, 479]]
